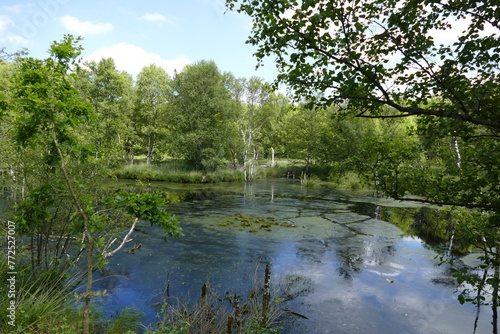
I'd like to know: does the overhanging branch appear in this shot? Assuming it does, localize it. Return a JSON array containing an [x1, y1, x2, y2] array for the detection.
[[394, 196, 499, 212]]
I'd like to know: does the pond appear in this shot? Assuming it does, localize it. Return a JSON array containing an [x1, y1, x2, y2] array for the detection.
[[92, 179, 492, 333]]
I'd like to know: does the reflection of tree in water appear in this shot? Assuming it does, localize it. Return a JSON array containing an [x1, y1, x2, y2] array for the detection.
[[349, 202, 473, 256], [336, 247, 363, 279], [294, 234, 399, 281], [351, 201, 500, 331], [294, 238, 331, 263]]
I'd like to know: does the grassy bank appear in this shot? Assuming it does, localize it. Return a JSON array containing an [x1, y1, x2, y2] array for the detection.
[[111, 159, 367, 191], [113, 162, 244, 183]]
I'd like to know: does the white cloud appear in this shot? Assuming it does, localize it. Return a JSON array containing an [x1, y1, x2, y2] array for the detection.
[[1, 5, 25, 14], [83, 42, 191, 77], [0, 14, 32, 47], [0, 15, 12, 32], [141, 13, 166, 22], [59, 15, 113, 35]]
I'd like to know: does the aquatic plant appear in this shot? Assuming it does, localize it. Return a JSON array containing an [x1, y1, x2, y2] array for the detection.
[[300, 172, 319, 187], [217, 213, 297, 233]]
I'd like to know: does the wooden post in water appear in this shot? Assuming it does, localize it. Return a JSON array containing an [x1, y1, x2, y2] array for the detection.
[[167, 273, 170, 297], [262, 264, 271, 327], [202, 282, 209, 309], [234, 293, 242, 332], [227, 315, 233, 334]]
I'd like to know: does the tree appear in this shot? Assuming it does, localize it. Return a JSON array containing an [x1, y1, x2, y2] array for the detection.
[[134, 64, 172, 164], [9, 34, 98, 334], [0, 59, 17, 190], [225, 74, 291, 178], [7, 35, 181, 334], [226, 0, 500, 128], [78, 58, 134, 166], [170, 60, 235, 170], [258, 91, 290, 166], [281, 104, 337, 168], [234, 77, 273, 180], [226, 0, 500, 209]]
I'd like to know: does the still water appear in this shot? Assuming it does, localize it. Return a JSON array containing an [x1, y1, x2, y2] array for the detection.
[[94, 179, 492, 333]]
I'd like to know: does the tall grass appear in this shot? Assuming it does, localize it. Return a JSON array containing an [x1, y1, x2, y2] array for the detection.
[[300, 172, 320, 187], [0, 258, 86, 334], [113, 159, 370, 194], [0, 256, 148, 334], [113, 163, 244, 183]]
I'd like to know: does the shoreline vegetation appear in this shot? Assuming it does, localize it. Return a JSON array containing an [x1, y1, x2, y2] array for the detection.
[[111, 158, 364, 191], [0, 254, 285, 334]]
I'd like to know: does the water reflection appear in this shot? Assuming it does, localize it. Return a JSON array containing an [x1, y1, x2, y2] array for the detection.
[[93, 179, 493, 333]]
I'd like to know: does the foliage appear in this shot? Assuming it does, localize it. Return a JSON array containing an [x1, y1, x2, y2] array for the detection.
[[227, 75, 286, 180], [226, 0, 500, 128], [3, 35, 182, 334], [134, 65, 172, 164], [113, 191, 182, 238], [105, 307, 144, 334], [78, 57, 135, 166], [0, 257, 87, 334], [433, 208, 500, 333], [299, 173, 319, 188], [281, 104, 338, 168], [170, 60, 235, 170], [226, 0, 500, 211]]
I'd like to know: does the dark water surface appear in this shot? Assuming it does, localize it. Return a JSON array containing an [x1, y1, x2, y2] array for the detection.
[[93, 179, 492, 333]]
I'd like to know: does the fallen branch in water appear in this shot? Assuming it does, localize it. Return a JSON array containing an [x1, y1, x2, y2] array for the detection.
[[102, 218, 138, 258]]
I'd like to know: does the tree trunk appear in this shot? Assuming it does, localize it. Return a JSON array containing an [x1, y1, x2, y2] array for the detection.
[[147, 134, 156, 165], [129, 146, 134, 165], [261, 264, 271, 326], [241, 129, 252, 181], [250, 147, 258, 180], [492, 247, 499, 334], [453, 137, 462, 169], [53, 134, 94, 334]]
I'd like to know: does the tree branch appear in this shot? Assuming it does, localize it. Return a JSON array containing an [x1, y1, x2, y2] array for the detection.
[[394, 196, 499, 211], [102, 218, 138, 258]]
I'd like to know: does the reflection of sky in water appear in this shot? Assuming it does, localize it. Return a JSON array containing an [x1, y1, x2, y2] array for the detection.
[[93, 180, 493, 333]]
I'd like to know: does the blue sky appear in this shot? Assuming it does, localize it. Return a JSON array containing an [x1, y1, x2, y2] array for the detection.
[[0, 0, 278, 81]]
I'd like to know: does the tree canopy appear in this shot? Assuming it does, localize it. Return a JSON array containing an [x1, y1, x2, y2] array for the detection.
[[170, 60, 235, 170], [226, 0, 499, 128], [226, 0, 500, 213]]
